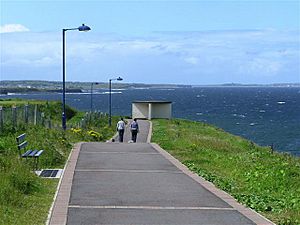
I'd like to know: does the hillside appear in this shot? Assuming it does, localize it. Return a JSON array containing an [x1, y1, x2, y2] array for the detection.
[[152, 119, 300, 225], [0, 99, 118, 224]]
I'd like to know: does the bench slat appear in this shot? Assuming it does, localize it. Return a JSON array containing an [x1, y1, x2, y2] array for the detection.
[[28, 150, 39, 157], [22, 150, 34, 157], [16, 133, 44, 170], [34, 150, 44, 157], [18, 141, 28, 150], [16, 133, 26, 144]]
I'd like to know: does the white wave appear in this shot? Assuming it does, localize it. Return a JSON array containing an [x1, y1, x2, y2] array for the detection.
[[66, 92, 90, 95], [101, 91, 123, 94], [277, 101, 286, 104], [156, 89, 175, 91]]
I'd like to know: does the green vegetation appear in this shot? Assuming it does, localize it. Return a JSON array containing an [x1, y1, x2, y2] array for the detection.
[[2, 98, 299, 224], [0, 80, 192, 93], [0, 98, 47, 106], [0, 99, 118, 225], [0, 99, 75, 118], [152, 119, 300, 225]]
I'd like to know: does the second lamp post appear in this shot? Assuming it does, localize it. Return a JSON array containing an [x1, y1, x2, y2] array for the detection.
[[62, 24, 91, 130], [90, 82, 99, 112], [109, 76, 123, 126]]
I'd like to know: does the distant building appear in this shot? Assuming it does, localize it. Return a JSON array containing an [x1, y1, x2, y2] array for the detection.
[[132, 101, 172, 120]]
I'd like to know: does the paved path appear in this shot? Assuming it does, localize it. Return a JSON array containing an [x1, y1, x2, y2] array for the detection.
[[115, 119, 151, 143], [48, 120, 274, 225]]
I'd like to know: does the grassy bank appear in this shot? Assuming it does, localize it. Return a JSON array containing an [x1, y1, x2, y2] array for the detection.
[[0, 100, 118, 224], [0, 99, 46, 106], [152, 119, 300, 225]]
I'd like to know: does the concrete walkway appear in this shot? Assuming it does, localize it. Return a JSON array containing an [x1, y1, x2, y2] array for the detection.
[[48, 120, 274, 225], [114, 119, 151, 143]]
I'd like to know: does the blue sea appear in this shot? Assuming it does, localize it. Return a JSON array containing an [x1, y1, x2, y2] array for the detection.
[[2, 87, 300, 156]]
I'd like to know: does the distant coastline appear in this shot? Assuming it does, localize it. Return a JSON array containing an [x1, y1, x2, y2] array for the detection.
[[0, 87, 83, 95], [0, 80, 299, 95]]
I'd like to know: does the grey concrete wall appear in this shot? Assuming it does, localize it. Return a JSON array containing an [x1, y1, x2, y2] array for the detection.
[[151, 103, 172, 119], [132, 102, 172, 119], [132, 103, 149, 119]]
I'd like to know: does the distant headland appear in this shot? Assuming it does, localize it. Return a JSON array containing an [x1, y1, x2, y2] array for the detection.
[[0, 80, 299, 94]]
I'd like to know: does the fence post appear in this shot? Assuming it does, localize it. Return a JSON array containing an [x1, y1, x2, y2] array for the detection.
[[81, 118, 85, 129], [12, 106, 17, 129], [0, 106, 3, 131], [41, 112, 45, 126], [270, 143, 274, 154], [34, 105, 37, 125], [24, 104, 29, 124], [48, 118, 52, 129]]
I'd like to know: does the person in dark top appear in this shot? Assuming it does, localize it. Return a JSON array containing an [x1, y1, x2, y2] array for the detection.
[[130, 118, 139, 143]]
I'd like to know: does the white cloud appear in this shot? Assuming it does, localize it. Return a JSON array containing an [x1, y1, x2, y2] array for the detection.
[[1, 29, 299, 84], [184, 57, 199, 65], [239, 58, 283, 76], [0, 24, 30, 33]]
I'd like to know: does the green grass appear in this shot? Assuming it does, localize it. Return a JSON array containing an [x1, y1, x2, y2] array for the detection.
[[0, 177, 58, 225], [0, 99, 47, 106], [0, 150, 59, 225], [0, 99, 76, 122], [152, 119, 300, 225], [0, 99, 119, 225]]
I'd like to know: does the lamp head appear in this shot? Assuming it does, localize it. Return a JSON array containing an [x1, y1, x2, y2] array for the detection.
[[117, 77, 123, 81], [78, 24, 91, 32]]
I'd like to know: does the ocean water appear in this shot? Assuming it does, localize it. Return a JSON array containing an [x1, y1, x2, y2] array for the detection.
[[2, 87, 300, 156]]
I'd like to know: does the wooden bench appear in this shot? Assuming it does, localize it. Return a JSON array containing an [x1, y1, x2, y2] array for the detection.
[[16, 133, 44, 170]]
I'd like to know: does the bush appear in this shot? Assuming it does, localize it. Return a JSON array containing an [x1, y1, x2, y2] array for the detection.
[[0, 156, 40, 206], [10, 168, 40, 195]]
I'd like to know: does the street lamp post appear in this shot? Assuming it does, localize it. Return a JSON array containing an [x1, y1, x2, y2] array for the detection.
[[90, 82, 99, 112], [62, 24, 91, 130], [109, 76, 123, 126]]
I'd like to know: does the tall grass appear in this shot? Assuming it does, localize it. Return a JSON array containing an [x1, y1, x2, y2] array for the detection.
[[0, 134, 58, 225], [0, 100, 118, 224], [152, 119, 300, 225]]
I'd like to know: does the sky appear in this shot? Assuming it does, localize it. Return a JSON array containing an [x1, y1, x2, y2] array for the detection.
[[0, 0, 299, 85]]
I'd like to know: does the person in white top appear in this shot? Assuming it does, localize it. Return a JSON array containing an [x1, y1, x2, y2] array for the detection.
[[116, 118, 125, 142]]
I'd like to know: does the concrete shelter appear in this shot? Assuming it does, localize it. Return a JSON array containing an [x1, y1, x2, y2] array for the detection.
[[132, 101, 172, 120]]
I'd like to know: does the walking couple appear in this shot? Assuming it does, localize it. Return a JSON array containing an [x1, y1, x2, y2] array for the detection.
[[116, 118, 139, 143]]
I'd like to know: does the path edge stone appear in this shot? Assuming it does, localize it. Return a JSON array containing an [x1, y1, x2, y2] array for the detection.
[[150, 143, 276, 225], [47, 142, 83, 225], [147, 120, 152, 143]]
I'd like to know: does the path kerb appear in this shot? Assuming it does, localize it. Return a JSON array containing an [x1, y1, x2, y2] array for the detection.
[[150, 143, 275, 225], [47, 142, 83, 225]]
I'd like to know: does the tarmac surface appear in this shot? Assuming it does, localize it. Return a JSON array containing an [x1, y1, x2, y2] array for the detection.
[[48, 120, 274, 225], [114, 119, 150, 143]]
